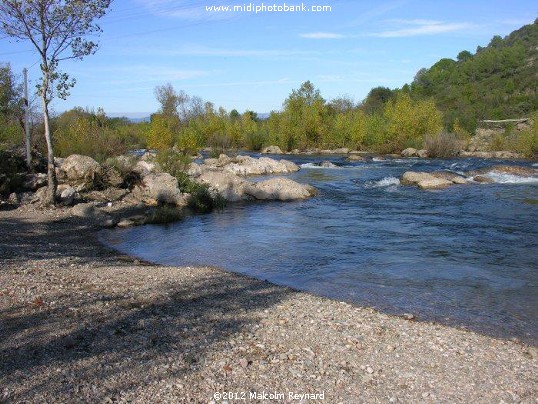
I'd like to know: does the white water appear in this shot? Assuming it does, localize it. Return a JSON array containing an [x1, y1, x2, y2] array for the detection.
[[367, 176, 401, 187], [483, 172, 538, 184]]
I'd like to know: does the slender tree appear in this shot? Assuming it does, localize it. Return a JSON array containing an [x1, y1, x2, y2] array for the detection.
[[0, 0, 112, 204]]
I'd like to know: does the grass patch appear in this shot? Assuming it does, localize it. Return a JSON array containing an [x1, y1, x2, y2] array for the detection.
[[424, 131, 463, 158]]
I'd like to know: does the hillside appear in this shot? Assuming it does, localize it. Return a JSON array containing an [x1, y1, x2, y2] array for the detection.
[[405, 18, 538, 131]]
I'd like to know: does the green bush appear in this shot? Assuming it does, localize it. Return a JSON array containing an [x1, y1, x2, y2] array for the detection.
[[0, 120, 22, 149], [155, 150, 191, 177], [175, 171, 225, 213], [244, 130, 267, 151], [146, 205, 184, 224]]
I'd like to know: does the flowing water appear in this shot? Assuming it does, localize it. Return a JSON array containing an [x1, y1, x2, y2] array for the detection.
[[100, 156, 538, 344]]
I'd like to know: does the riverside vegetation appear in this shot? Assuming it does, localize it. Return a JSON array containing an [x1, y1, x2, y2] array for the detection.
[[1, 20, 537, 162]]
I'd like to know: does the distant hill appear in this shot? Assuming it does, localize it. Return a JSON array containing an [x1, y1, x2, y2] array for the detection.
[[404, 18, 537, 131]]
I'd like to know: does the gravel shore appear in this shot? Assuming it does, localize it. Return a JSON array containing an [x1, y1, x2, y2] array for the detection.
[[1, 206, 537, 403]]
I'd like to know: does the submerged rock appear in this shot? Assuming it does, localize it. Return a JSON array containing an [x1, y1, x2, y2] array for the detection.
[[347, 155, 365, 161]]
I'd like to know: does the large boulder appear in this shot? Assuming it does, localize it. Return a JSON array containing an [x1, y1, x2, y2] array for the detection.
[[401, 148, 418, 158], [60, 154, 103, 191], [417, 149, 429, 158], [71, 202, 115, 227], [131, 160, 156, 178], [431, 171, 467, 184], [203, 154, 232, 169], [132, 172, 188, 206], [196, 171, 248, 202], [223, 156, 299, 176], [22, 173, 47, 191], [244, 178, 317, 201], [261, 145, 283, 154], [187, 162, 203, 178], [401, 171, 453, 189]]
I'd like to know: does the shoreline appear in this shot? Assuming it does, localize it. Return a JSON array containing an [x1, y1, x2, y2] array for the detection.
[[1, 205, 537, 402]]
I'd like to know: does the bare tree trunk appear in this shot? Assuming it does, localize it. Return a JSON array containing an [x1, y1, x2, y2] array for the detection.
[[23, 68, 32, 171], [41, 90, 57, 205]]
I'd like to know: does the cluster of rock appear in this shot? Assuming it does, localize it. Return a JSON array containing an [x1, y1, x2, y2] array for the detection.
[[400, 171, 467, 190], [197, 154, 300, 176], [188, 154, 315, 202], [2, 150, 316, 226], [400, 165, 537, 190]]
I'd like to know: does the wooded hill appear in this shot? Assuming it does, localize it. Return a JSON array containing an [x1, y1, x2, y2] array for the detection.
[[403, 18, 538, 131]]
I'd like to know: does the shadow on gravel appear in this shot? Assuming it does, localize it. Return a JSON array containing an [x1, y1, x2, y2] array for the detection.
[[0, 211, 295, 401]]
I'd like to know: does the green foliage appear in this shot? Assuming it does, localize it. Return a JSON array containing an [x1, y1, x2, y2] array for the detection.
[[0, 63, 23, 148], [0, 118, 22, 148], [362, 86, 396, 113], [155, 150, 191, 178], [408, 20, 538, 131], [145, 205, 184, 225], [382, 93, 443, 152], [145, 113, 179, 151], [243, 128, 267, 151], [53, 108, 146, 161], [281, 81, 327, 149], [156, 149, 226, 213], [488, 112, 538, 157], [175, 171, 226, 213]]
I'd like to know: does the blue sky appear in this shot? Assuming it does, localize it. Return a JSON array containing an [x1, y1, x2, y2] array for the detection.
[[1, 0, 536, 117]]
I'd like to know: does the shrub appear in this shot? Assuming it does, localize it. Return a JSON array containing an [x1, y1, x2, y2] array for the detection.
[[145, 114, 179, 151], [424, 131, 463, 158], [155, 150, 191, 178], [176, 171, 226, 213], [54, 110, 135, 162], [105, 155, 137, 176], [244, 130, 266, 151], [208, 132, 232, 156], [0, 120, 22, 149], [145, 205, 184, 224]]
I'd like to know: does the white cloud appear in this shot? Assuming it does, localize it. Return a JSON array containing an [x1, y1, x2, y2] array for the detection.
[[371, 20, 472, 37], [300, 32, 346, 39]]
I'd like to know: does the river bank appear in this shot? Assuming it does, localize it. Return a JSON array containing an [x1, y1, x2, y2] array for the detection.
[[1, 205, 537, 403]]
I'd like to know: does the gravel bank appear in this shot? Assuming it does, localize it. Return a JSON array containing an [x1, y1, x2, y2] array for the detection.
[[1, 206, 537, 403]]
